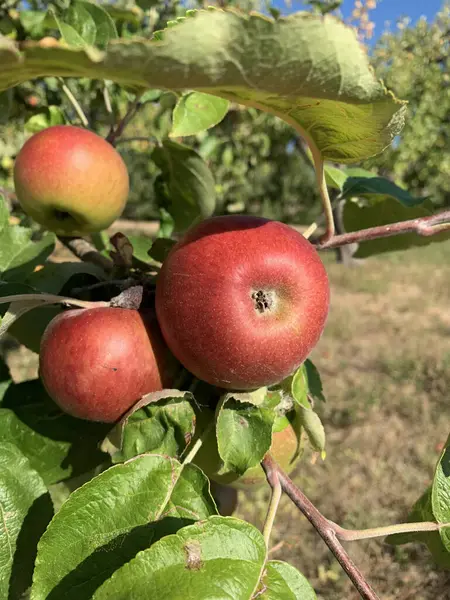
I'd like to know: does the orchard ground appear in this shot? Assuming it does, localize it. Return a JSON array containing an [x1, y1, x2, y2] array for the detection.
[[2, 237, 449, 600]]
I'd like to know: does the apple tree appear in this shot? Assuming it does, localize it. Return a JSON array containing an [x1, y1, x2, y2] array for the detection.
[[0, 3, 449, 600]]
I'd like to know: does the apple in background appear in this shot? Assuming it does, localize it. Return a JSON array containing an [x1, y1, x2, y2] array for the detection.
[[39, 307, 179, 423], [13, 125, 129, 236], [156, 215, 330, 390]]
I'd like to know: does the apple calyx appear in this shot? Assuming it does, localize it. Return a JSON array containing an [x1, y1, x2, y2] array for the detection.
[[251, 289, 275, 314]]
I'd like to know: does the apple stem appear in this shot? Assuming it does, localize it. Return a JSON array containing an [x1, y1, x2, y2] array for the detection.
[[59, 79, 89, 128], [262, 454, 380, 600], [315, 209, 450, 250], [262, 467, 282, 550], [309, 146, 335, 244], [183, 421, 215, 465]]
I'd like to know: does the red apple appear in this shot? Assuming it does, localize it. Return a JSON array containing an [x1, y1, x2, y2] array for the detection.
[[14, 125, 129, 236], [39, 307, 178, 423], [155, 215, 329, 390]]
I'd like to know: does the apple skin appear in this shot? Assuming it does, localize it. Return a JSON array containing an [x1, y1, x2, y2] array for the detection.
[[13, 125, 129, 236], [193, 409, 302, 489], [155, 215, 330, 390], [39, 307, 178, 423]]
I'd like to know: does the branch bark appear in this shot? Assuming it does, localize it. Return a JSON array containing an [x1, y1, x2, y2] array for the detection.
[[262, 454, 380, 600], [58, 236, 114, 273], [315, 209, 450, 250]]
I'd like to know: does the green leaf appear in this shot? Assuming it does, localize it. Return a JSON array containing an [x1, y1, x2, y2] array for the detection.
[[103, 391, 196, 463], [287, 366, 326, 454], [25, 105, 66, 133], [31, 454, 217, 600], [432, 436, 450, 554], [303, 359, 326, 403], [0, 10, 406, 163], [0, 197, 55, 282], [152, 140, 216, 232], [93, 516, 267, 600], [260, 560, 317, 599], [216, 391, 278, 475], [52, 8, 92, 49], [343, 198, 450, 258], [171, 92, 229, 137], [341, 169, 426, 207], [386, 487, 450, 569], [0, 90, 12, 124], [0, 443, 53, 600], [387, 435, 450, 568], [148, 237, 176, 263], [0, 363, 10, 407], [19, 10, 48, 33], [324, 164, 347, 191], [77, 0, 118, 49], [0, 379, 109, 485]]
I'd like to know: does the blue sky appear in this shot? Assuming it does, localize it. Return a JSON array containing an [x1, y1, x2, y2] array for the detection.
[[272, 0, 444, 39]]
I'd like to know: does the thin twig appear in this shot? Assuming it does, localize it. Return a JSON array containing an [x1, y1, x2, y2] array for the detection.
[[103, 81, 116, 140], [262, 454, 380, 600], [106, 97, 143, 146], [183, 421, 214, 465], [310, 145, 335, 243], [263, 468, 282, 549], [59, 78, 89, 128], [316, 209, 450, 250], [332, 520, 450, 542], [58, 236, 114, 273]]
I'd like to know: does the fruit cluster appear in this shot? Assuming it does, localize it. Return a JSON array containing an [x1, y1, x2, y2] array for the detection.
[[13, 125, 330, 488]]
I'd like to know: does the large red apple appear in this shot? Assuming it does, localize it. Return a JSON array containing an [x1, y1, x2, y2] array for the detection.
[[39, 307, 178, 423], [14, 125, 129, 236], [155, 215, 329, 390]]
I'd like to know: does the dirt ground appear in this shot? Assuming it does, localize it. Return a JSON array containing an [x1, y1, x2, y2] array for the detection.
[[3, 237, 450, 599], [236, 241, 450, 599]]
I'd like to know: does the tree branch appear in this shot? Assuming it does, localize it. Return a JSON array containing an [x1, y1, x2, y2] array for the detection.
[[58, 236, 114, 273], [262, 454, 380, 600], [315, 209, 450, 250], [106, 97, 143, 146]]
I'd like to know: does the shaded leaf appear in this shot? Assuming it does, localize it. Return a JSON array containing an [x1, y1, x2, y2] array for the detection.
[[152, 140, 216, 232], [0, 443, 53, 600], [0, 196, 55, 282], [93, 516, 267, 600], [31, 454, 217, 600], [0, 379, 109, 485], [148, 237, 176, 263], [343, 199, 450, 257]]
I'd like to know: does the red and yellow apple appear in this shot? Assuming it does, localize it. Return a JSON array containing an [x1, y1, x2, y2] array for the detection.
[[13, 125, 129, 236], [39, 307, 178, 423], [155, 215, 330, 390]]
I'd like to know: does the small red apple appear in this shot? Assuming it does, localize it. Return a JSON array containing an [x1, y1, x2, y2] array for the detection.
[[39, 307, 178, 423], [155, 215, 329, 390], [14, 125, 129, 236]]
